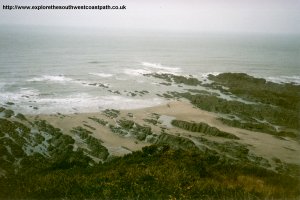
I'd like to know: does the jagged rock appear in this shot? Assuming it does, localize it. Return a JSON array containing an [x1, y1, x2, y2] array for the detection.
[[208, 73, 300, 110], [145, 73, 201, 86], [171, 120, 239, 139], [171, 92, 299, 137], [110, 119, 153, 141], [155, 133, 199, 152], [70, 127, 109, 160], [88, 117, 108, 126], [103, 109, 120, 118], [15, 113, 27, 121], [2, 109, 14, 118]]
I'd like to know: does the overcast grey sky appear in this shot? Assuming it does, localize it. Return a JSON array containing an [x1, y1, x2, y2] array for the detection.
[[1, 0, 299, 34]]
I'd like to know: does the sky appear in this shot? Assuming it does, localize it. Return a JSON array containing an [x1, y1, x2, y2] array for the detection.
[[0, 0, 299, 34]]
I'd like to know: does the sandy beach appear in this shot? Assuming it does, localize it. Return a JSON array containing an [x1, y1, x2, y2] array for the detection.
[[27, 100, 300, 166]]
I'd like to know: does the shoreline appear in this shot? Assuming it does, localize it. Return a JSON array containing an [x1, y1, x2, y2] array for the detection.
[[1, 72, 300, 199], [26, 100, 300, 166]]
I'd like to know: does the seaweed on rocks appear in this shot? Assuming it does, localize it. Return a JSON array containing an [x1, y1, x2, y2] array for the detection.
[[145, 73, 202, 86], [186, 89, 220, 96], [208, 73, 300, 110], [1, 95, 300, 199], [194, 137, 271, 168], [0, 117, 91, 175], [88, 117, 108, 126], [160, 82, 172, 86], [118, 119, 134, 130], [103, 109, 120, 119], [219, 117, 298, 138], [15, 113, 27, 121], [127, 90, 149, 97], [0, 108, 14, 118], [156, 73, 300, 137], [110, 119, 153, 141], [70, 126, 109, 160], [83, 124, 96, 130], [108, 90, 121, 95], [144, 118, 158, 125], [171, 92, 299, 137], [1, 112, 300, 199], [155, 133, 202, 152], [88, 83, 109, 88], [171, 119, 239, 139], [71, 126, 92, 139]]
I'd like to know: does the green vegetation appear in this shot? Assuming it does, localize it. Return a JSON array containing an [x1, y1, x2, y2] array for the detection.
[[71, 126, 109, 160], [155, 133, 199, 152], [1, 72, 299, 199], [1, 145, 299, 199], [152, 132, 270, 169], [171, 119, 239, 139]]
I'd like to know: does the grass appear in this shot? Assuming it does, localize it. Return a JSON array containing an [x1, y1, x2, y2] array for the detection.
[[1, 145, 299, 199]]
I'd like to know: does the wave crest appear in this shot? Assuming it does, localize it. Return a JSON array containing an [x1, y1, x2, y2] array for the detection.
[[27, 75, 73, 83], [266, 76, 300, 85], [141, 62, 181, 74], [89, 73, 113, 78]]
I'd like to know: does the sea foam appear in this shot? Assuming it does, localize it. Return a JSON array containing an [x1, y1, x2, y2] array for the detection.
[[123, 68, 152, 76], [1, 89, 165, 114], [89, 73, 114, 78], [141, 62, 181, 74], [123, 62, 181, 76], [27, 75, 73, 83], [0, 88, 39, 104], [17, 94, 164, 114], [266, 76, 300, 85]]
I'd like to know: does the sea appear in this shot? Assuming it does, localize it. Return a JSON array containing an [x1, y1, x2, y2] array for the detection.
[[0, 25, 299, 114]]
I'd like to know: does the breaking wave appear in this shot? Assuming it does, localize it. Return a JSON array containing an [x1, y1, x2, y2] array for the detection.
[[141, 62, 181, 74], [266, 76, 300, 85], [27, 75, 73, 83], [89, 73, 114, 78]]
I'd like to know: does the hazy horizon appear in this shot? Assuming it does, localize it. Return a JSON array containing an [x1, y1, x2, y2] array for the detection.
[[1, 0, 299, 34]]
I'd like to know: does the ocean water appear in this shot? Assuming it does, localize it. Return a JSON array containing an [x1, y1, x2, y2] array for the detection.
[[0, 26, 299, 114]]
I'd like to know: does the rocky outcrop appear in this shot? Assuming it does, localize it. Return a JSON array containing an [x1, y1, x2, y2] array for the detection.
[[71, 127, 109, 160], [103, 109, 120, 118], [171, 120, 239, 139], [0, 116, 109, 177], [110, 119, 153, 141], [171, 92, 299, 137], [155, 133, 200, 152], [145, 73, 202, 86], [208, 73, 300, 111]]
